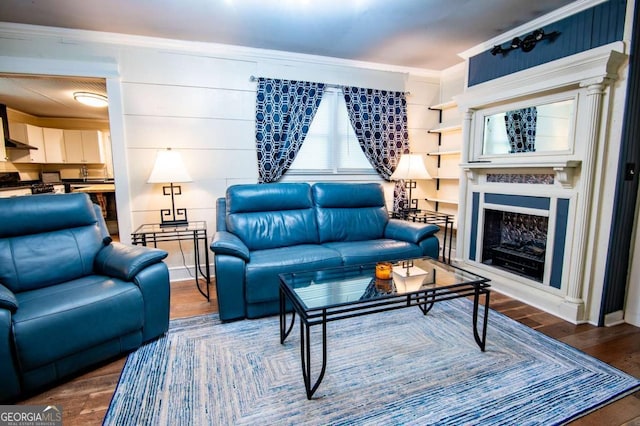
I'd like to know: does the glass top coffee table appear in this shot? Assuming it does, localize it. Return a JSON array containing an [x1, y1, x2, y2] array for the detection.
[[279, 257, 491, 399]]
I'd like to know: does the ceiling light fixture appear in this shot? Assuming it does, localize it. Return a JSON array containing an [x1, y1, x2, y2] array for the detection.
[[491, 28, 560, 56], [73, 92, 109, 107]]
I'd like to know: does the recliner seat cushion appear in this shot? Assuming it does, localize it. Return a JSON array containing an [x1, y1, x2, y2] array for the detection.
[[245, 244, 343, 303], [12, 275, 144, 371], [324, 239, 423, 265]]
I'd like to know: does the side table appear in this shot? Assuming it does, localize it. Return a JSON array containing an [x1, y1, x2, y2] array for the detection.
[[393, 210, 455, 263], [131, 221, 211, 300]]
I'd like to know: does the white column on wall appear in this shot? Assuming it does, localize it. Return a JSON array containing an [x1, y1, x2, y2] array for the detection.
[[562, 81, 609, 319], [456, 110, 474, 262]]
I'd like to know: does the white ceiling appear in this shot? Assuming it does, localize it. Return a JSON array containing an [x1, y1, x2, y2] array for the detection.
[[0, 0, 576, 119]]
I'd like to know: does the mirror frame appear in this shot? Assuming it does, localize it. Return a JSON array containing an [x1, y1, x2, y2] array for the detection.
[[472, 91, 579, 161]]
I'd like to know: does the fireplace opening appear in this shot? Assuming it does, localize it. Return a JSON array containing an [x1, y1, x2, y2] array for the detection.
[[481, 210, 549, 282]]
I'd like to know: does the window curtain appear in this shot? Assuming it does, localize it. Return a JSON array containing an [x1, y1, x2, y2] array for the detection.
[[342, 86, 409, 212], [504, 107, 537, 153], [255, 78, 325, 183]]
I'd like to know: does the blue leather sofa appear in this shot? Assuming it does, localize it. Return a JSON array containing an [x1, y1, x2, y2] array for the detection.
[[210, 182, 440, 321], [0, 192, 170, 402]]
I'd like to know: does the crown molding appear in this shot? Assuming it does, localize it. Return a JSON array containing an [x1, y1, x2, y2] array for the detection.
[[0, 22, 441, 78]]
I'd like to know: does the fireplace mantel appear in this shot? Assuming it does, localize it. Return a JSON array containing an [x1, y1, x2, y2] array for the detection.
[[461, 160, 581, 188]]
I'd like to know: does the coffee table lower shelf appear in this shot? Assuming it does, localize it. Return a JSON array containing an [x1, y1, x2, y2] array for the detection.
[[279, 259, 491, 399]]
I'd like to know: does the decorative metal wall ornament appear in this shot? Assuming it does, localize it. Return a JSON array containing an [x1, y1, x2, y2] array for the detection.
[[490, 28, 560, 56]]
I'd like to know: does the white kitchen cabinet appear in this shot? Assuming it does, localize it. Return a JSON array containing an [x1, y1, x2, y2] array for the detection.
[[63, 130, 83, 163], [80, 130, 105, 163], [63, 129, 105, 163], [43, 128, 66, 163], [8, 123, 46, 163]]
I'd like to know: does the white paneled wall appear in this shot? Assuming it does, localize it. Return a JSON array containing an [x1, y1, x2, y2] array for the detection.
[[0, 23, 441, 280]]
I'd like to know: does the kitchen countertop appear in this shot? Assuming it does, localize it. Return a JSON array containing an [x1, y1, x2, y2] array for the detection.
[[71, 183, 115, 193]]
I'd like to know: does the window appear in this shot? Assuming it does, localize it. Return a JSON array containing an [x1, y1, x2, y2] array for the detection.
[[288, 89, 375, 175]]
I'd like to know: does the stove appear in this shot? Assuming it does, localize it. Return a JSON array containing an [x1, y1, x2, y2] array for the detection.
[[31, 183, 56, 194]]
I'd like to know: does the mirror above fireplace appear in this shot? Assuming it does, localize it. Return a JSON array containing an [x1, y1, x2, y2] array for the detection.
[[482, 98, 575, 156]]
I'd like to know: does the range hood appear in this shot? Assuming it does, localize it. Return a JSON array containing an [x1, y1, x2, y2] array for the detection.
[[0, 104, 38, 150]]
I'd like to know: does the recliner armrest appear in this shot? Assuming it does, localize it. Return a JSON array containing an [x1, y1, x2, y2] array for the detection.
[[384, 219, 440, 244], [95, 242, 168, 281], [0, 284, 18, 313], [210, 231, 250, 262]]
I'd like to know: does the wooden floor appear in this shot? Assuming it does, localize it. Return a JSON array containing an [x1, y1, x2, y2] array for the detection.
[[17, 280, 640, 425]]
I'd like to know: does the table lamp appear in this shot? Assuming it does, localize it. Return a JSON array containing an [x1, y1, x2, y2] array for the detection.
[[147, 148, 192, 227], [390, 153, 431, 213]]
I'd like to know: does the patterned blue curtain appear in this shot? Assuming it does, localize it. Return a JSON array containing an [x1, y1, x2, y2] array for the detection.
[[504, 107, 537, 153], [342, 87, 409, 212], [255, 78, 325, 183]]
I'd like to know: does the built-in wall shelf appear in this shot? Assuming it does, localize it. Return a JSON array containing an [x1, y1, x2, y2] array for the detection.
[[427, 150, 461, 156], [425, 197, 458, 205], [428, 123, 462, 134], [426, 99, 461, 218], [428, 100, 457, 111]]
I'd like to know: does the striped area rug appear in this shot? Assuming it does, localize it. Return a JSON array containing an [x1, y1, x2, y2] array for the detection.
[[104, 298, 640, 425]]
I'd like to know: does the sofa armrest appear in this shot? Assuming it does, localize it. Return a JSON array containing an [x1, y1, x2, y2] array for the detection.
[[0, 284, 18, 313], [210, 231, 250, 262], [384, 219, 440, 244], [0, 309, 21, 402], [94, 242, 168, 281], [134, 262, 170, 342]]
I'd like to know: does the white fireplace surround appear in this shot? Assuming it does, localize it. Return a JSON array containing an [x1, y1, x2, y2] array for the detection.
[[454, 42, 628, 324]]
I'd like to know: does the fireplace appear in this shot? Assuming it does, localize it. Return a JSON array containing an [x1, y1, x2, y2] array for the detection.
[[481, 210, 548, 282], [467, 192, 568, 290], [454, 45, 627, 323]]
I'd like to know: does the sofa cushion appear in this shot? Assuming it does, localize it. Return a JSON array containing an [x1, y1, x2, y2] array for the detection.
[[0, 227, 105, 293], [313, 182, 389, 243], [0, 192, 97, 238], [0, 193, 105, 293], [324, 239, 423, 265], [226, 183, 319, 250], [245, 244, 343, 304], [12, 275, 144, 371]]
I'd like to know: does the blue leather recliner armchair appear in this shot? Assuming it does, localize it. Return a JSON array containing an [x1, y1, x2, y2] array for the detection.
[[211, 182, 440, 321], [0, 192, 170, 402]]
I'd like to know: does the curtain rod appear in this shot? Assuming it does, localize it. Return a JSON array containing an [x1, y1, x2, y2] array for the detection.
[[249, 76, 410, 95]]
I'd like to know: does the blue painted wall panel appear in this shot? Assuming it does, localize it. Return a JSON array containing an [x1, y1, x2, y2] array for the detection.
[[469, 0, 626, 86], [470, 192, 480, 261], [550, 199, 570, 289]]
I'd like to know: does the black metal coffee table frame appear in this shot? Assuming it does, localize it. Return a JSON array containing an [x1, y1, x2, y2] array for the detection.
[[279, 259, 491, 399]]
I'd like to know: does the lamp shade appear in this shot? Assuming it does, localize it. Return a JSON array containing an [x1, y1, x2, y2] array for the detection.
[[147, 149, 192, 183], [390, 154, 431, 180]]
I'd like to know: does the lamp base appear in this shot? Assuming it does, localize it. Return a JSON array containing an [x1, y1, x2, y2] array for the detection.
[[160, 219, 189, 228]]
